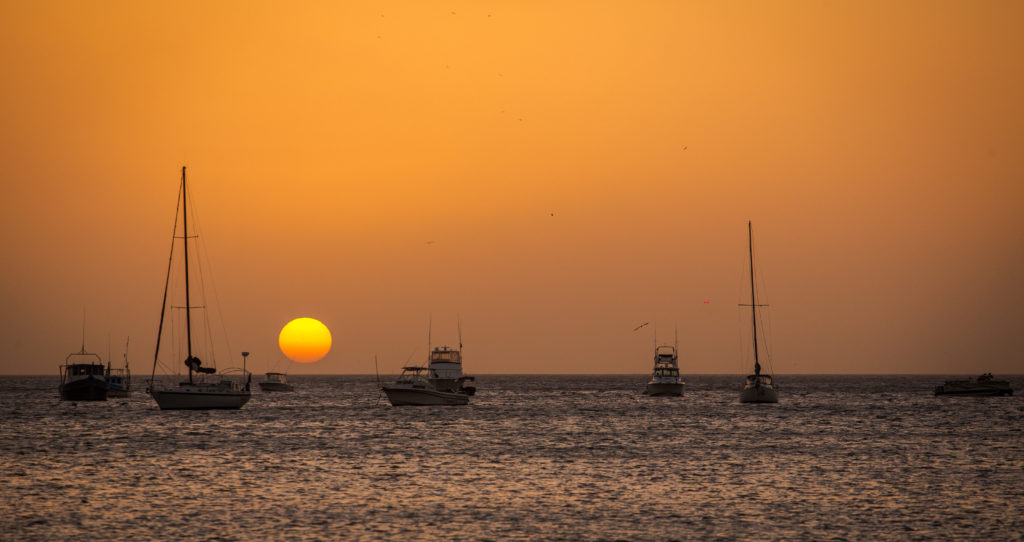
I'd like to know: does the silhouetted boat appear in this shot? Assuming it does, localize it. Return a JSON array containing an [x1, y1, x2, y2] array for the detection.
[[60, 346, 107, 401], [644, 333, 684, 396], [382, 366, 470, 406], [147, 167, 251, 410], [259, 372, 294, 392], [934, 373, 1012, 396], [739, 221, 779, 404], [106, 337, 131, 398]]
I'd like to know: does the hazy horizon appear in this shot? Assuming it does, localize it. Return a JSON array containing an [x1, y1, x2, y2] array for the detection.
[[2, 2, 1022, 376]]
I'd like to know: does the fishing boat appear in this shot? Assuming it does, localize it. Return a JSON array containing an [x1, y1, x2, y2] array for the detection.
[[106, 337, 132, 397], [382, 366, 470, 406], [259, 372, 294, 392], [147, 167, 251, 410], [739, 221, 779, 404], [59, 346, 107, 401], [644, 343, 685, 397], [934, 373, 1013, 396]]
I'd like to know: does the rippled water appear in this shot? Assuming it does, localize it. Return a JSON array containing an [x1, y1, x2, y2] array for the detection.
[[2, 375, 1022, 540]]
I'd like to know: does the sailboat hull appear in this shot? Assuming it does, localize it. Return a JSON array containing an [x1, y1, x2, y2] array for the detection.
[[150, 387, 250, 410], [740, 385, 779, 403]]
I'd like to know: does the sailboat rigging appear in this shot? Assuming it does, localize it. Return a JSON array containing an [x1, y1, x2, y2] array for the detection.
[[739, 221, 779, 403], [148, 166, 251, 410]]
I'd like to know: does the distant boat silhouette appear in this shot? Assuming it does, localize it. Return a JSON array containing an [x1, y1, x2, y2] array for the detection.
[[739, 221, 779, 404]]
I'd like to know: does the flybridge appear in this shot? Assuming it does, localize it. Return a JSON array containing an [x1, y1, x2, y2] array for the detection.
[[429, 346, 462, 364]]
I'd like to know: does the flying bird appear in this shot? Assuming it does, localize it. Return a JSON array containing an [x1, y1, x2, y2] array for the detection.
[[633, 322, 649, 331]]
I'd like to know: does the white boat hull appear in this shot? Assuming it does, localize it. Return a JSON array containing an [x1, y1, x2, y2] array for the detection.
[[382, 386, 469, 406], [740, 385, 778, 403], [150, 386, 251, 410], [644, 382, 684, 396]]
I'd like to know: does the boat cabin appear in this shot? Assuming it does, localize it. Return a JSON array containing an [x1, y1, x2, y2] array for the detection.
[[397, 366, 433, 387], [745, 374, 774, 387], [429, 347, 462, 364], [429, 346, 464, 380], [62, 363, 105, 382], [265, 372, 288, 384], [653, 366, 680, 377], [654, 345, 677, 362]]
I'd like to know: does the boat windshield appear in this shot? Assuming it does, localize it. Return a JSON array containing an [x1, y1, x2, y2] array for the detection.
[[69, 364, 104, 376], [430, 348, 461, 363]]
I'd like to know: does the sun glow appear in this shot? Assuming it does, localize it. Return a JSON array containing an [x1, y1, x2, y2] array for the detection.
[[279, 318, 332, 363]]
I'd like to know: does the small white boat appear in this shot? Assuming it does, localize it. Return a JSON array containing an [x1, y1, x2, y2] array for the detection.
[[644, 345, 684, 396], [934, 373, 1012, 396], [147, 167, 252, 410], [259, 372, 294, 392], [382, 366, 470, 406], [739, 221, 779, 404]]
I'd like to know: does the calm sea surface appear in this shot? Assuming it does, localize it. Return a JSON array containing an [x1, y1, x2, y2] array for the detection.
[[1, 375, 1022, 541]]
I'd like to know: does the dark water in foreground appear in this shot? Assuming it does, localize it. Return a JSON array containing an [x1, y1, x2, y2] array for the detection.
[[1, 375, 1022, 541]]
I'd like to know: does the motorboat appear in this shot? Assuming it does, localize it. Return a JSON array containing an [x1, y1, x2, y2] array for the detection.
[[644, 344, 684, 396], [382, 366, 470, 406], [934, 373, 1012, 396], [59, 347, 107, 401], [739, 221, 779, 404], [147, 167, 251, 410], [259, 372, 294, 392]]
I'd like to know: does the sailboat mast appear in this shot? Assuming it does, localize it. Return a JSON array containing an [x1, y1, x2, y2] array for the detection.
[[182, 166, 194, 384], [748, 220, 760, 375]]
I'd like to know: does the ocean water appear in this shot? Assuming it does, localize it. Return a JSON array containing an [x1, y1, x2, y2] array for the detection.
[[1, 375, 1022, 541]]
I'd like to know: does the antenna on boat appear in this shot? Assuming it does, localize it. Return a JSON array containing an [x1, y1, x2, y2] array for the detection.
[[374, 355, 382, 387], [374, 354, 384, 405], [427, 314, 432, 355], [674, 324, 678, 350], [80, 307, 86, 353], [242, 351, 250, 391], [653, 322, 657, 348], [458, 315, 463, 351]]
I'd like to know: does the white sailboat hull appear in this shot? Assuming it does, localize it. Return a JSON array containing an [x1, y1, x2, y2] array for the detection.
[[382, 386, 469, 406], [150, 386, 250, 410]]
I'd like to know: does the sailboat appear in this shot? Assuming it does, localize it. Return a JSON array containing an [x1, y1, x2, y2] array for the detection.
[[739, 221, 779, 404], [147, 167, 251, 410]]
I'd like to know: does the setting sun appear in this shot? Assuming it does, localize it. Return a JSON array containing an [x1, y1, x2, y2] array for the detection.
[[279, 318, 332, 363]]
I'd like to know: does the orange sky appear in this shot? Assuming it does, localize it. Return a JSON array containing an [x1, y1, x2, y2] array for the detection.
[[1, 1, 1021, 375]]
